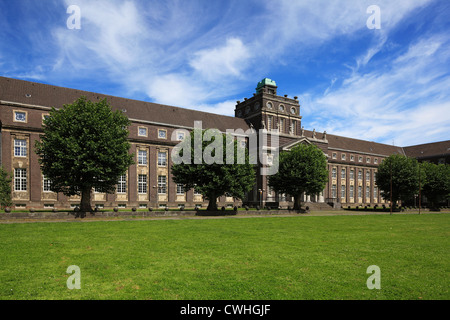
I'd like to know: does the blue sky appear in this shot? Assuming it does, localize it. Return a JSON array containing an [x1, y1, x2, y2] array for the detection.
[[1, 0, 449, 146]]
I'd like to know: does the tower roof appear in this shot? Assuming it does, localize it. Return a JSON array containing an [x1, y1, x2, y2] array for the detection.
[[255, 78, 277, 93]]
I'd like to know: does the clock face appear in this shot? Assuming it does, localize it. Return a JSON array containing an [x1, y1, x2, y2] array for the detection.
[[291, 107, 296, 114]]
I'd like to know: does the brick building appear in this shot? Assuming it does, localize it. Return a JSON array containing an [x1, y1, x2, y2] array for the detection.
[[0, 76, 448, 210]]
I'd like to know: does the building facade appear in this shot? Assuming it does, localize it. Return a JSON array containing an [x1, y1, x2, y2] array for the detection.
[[0, 76, 449, 210]]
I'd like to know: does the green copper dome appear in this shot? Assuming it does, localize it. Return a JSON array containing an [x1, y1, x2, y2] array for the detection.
[[256, 78, 277, 93]]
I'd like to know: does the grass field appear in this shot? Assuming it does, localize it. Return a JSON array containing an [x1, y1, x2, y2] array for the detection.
[[0, 213, 448, 300]]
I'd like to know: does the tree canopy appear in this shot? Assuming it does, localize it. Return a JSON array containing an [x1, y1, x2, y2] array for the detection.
[[35, 97, 134, 213], [421, 162, 450, 210], [0, 166, 12, 210], [268, 143, 328, 211], [171, 129, 255, 211], [375, 154, 423, 208]]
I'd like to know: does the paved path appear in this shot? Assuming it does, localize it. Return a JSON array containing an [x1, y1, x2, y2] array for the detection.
[[0, 209, 447, 224]]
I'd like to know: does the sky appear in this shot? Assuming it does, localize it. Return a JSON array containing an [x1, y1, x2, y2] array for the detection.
[[1, 0, 449, 147]]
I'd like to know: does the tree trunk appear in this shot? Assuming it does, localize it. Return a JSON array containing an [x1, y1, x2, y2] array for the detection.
[[79, 188, 92, 216], [293, 194, 302, 211], [206, 194, 218, 211]]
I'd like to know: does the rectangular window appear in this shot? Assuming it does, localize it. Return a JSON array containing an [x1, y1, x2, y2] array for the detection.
[[359, 156, 363, 163], [43, 176, 52, 192], [138, 174, 147, 194], [14, 139, 27, 157], [176, 131, 185, 141], [350, 155, 354, 161], [374, 186, 378, 199], [117, 175, 127, 193], [358, 170, 362, 180], [366, 186, 370, 199], [267, 116, 272, 130], [341, 185, 345, 199], [158, 152, 167, 166], [14, 168, 27, 191], [332, 153, 337, 159], [14, 111, 27, 122], [158, 129, 167, 139], [331, 185, 337, 198], [279, 119, 284, 132], [358, 186, 362, 198], [176, 183, 185, 195], [350, 169, 354, 180], [350, 185, 354, 198], [341, 168, 346, 179], [158, 176, 166, 194], [341, 154, 346, 160], [332, 168, 337, 178], [138, 127, 147, 137], [366, 171, 371, 181], [138, 150, 147, 165], [374, 158, 378, 164], [366, 157, 371, 163]]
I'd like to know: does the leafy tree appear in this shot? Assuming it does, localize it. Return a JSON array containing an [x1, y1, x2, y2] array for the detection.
[[171, 129, 255, 211], [268, 143, 328, 211], [35, 97, 134, 214], [421, 162, 450, 210], [0, 166, 12, 210], [375, 154, 423, 208]]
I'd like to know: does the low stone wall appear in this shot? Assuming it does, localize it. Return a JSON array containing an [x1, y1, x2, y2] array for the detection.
[[0, 209, 301, 220]]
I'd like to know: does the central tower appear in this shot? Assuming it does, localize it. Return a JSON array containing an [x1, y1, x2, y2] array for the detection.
[[235, 78, 303, 207], [234, 78, 302, 138]]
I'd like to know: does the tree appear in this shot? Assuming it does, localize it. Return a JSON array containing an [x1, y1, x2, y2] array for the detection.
[[421, 162, 450, 210], [268, 143, 328, 211], [0, 166, 12, 210], [375, 154, 423, 208], [35, 97, 134, 214], [171, 129, 255, 211]]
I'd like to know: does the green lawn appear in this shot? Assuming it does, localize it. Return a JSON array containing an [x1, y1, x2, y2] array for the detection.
[[0, 213, 448, 300]]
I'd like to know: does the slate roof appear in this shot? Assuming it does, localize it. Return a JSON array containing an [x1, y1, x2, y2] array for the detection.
[[1, 76, 447, 159], [0, 76, 249, 132]]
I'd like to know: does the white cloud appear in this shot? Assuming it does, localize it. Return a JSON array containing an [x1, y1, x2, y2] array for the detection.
[[189, 38, 251, 81], [302, 33, 450, 146]]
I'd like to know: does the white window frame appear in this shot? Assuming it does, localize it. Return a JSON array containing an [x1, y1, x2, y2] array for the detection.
[[176, 183, 185, 195], [43, 176, 52, 192], [14, 168, 27, 191], [138, 150, 147, 165], [117, 174, 127, 193], [158, 176, 167, 194], [138, 174, 147, 194], [158, 151, 167, 166], [14, 139, 27, 157]]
